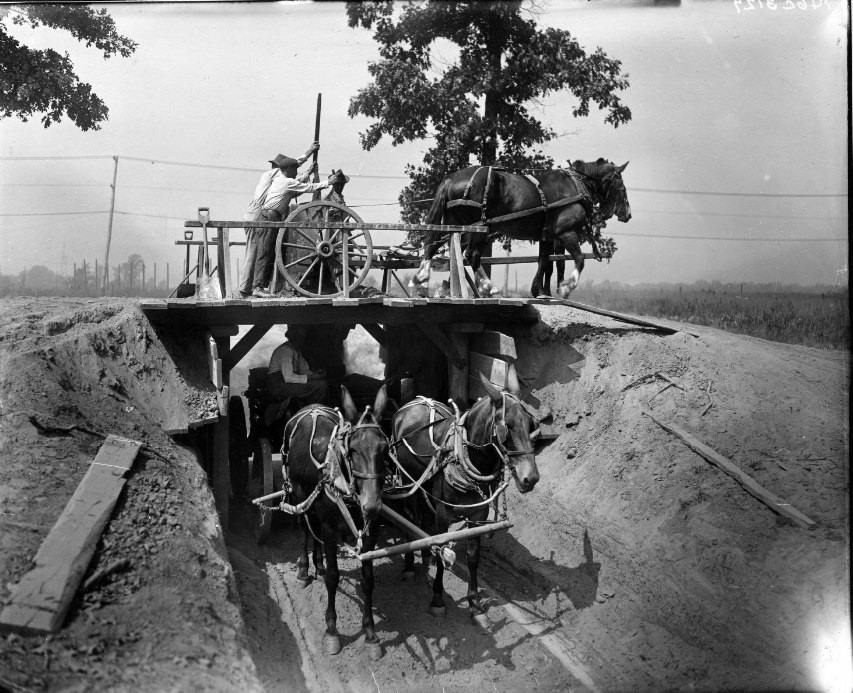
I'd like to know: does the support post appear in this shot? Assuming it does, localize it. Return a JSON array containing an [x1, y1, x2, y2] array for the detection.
[[447, 329, 469, 407], [212, 333, 232, 529], [102, 155, 119, 294], [217, 227, 232, 297]]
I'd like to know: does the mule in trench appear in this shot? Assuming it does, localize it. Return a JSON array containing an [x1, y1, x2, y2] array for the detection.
[[282, 385, 390, 658], [387, 374, 540, 624]]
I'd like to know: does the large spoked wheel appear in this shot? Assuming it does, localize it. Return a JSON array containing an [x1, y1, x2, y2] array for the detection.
[[252, 437, 274, 544], [275, 200, 372, 297]]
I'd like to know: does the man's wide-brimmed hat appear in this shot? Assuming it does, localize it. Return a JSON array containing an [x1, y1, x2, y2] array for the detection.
[[269, 154, 299, 169], [330, 169, 350, 184]]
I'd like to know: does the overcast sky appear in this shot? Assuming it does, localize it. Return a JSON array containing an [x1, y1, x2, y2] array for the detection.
[[0, 0, 848, 289]]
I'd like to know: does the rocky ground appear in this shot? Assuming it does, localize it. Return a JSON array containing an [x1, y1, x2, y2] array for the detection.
[[0, 297, 848, 692]]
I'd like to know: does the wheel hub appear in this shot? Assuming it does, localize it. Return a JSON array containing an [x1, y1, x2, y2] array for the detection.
[[317, 241, 334, 258]]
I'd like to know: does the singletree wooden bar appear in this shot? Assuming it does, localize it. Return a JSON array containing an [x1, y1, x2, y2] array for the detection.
[[643, 411, 816, 528], [0, 436, 142, 635]]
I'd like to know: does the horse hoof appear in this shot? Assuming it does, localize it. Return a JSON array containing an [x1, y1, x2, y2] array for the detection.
[[401, 570, 416, 582], [324, 634, 342, 655], [472, 612, 491, 629], [429, 605, 447, 617], [365, 640, 383, 661], [296, 574, 311, 587]]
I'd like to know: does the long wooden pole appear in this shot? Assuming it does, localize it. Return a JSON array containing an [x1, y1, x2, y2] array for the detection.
[[102, 156, 119, 294], [313, 93, 321, 182]]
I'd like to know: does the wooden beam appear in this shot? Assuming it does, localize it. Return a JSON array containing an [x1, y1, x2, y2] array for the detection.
[[643, 411, 816, 528], [185, 219, 487, 234], [360, 323, 387, 346], [469, 352, 509, 387], [417, 323, 464, 368], [0, 436, 142, 634], [208, 324, 239, 337], [223, 322, 273, 371], [213, 335, 232, 529], [448, 331, 469, 406], [217, 227, 232, 298], [563, 300, 696, 336], [470, 331, 516, 360]]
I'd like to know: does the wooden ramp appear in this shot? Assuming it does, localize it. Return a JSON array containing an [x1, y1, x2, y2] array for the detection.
[[0, 436, 142, 635]]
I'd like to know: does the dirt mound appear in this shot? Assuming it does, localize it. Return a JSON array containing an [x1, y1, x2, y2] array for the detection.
[[0, 298, 848, 693], [0, 298, 259, 692], [494, 305, 849, 690]]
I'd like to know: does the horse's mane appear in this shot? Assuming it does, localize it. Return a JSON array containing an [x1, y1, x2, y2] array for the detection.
[[571, 158, 613, 178]]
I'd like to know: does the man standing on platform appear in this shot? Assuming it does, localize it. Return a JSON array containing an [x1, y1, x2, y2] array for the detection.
[[239, 143, 331, 298]]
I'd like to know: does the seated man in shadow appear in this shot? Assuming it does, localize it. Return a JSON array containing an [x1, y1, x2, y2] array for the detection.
[[266, 326, 331, 414]]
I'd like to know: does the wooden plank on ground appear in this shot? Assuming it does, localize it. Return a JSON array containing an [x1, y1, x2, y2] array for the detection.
[[0, 436, 142, 634], [643, 411, 816, 528], [470, 331, 517, 361], [562, 300, 696, 336]]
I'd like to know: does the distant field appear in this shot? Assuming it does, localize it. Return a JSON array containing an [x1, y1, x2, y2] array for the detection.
[[567, 284, 850, 350]]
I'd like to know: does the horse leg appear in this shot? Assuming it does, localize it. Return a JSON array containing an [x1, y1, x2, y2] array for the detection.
[[466, 234, 499, 297], [360, 528, 383, 660], [556, 231, 585, 299], [532, 241, 553, 297], [410, 238, 441, 297], [313, 536, 326, 577], [429, 505, 449, 615], [555, 238, 567, 286], [322, 521, 342, 655], [467, 536, 490, 628], [296, 517, 312, 584]]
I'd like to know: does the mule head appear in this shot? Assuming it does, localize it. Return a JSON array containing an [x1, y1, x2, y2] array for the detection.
[[601, 161, 631, 223], [338, 385, 389, 520], [476, 374, 540, 493]]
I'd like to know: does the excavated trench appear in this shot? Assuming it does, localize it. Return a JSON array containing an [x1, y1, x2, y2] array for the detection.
[[0, 297, 848, 693]]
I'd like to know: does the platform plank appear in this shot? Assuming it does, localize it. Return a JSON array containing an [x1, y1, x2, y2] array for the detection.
[[0, 436, 142, 635]]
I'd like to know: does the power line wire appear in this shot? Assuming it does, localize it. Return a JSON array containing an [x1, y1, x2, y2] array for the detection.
[[1, 155, 847, 196]]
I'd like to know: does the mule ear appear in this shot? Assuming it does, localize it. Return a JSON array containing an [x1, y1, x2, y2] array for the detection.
[[479, 372, 503, 404], [506, 363, 521, 395], [617, 161, 629, 173], [372, 384, 388, 421], [340, 385, 358, 422]]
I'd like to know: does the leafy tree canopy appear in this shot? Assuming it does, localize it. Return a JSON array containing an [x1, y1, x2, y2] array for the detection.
[[0, 5, 136, 131], [346, 1, 631, 231]]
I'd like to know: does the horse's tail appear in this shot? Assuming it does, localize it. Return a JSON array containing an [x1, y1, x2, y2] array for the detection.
[[422, 176, 451, 248]]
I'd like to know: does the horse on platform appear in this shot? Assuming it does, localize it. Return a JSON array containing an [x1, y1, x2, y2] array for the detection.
[[282, 385, 390, 658], [387, 374, 540, 624], [413, 159, 631, 298]]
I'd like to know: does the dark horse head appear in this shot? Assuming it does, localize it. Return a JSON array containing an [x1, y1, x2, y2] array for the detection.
[[465, 373, 541, 493], [572, 158, 632, 223], [328, 384, 390, 522]]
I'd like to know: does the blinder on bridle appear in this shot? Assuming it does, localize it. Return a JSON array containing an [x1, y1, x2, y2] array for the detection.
[[491, 391, 540, 460]]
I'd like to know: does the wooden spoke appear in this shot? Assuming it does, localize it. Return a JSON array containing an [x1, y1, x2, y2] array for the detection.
[[295, 257, 320, 288]]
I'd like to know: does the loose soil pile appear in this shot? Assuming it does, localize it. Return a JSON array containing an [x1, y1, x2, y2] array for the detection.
[[0, 297, 848, 692]]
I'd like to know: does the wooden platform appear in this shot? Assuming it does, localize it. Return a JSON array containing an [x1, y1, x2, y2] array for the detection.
[[140, 295, 543, 328]]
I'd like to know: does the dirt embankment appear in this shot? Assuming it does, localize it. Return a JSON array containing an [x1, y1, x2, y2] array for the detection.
[[0, 297, 849, 693], [0, 298, 259, 692]]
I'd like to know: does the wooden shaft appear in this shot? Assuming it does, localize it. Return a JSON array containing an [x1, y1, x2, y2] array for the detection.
[[313, 93, 321, 182], [359, 519, 512, 562], [379, 504, 429, 540], [253, 489, 287, 504]]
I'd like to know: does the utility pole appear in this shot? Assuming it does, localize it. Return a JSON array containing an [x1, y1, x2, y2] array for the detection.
[[102, 156, 119, 294], [95, 259, 99, 291], [82, 259, 88, 292]]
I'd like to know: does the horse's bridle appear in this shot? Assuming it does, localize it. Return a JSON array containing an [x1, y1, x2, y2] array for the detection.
[[334, 408, 388, 489]]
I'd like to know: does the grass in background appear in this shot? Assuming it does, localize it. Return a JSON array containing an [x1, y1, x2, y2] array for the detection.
[[567, 281, 849, 350]]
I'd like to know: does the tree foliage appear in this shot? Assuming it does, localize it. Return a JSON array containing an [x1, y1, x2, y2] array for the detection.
[[0, 5, 136, 131], [345, 1, 631, 231]]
